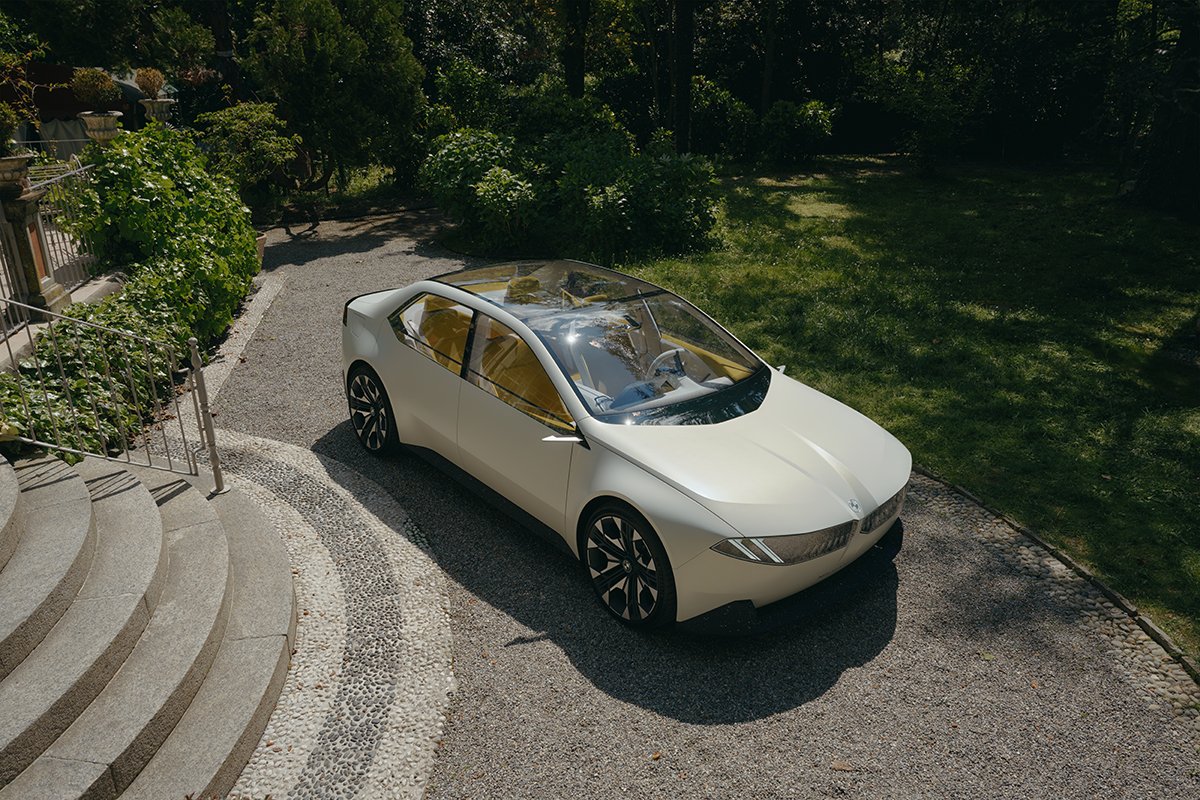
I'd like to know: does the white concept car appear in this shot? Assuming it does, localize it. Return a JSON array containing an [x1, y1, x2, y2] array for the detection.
[[342, 260, 912, 628]]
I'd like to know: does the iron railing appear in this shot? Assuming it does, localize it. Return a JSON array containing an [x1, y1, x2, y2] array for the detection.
[[29, 162, 96, 290], [0, 298, 225, 493]]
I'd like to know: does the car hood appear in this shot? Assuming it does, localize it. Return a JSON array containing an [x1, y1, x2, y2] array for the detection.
[[582, 372, 912, 536]]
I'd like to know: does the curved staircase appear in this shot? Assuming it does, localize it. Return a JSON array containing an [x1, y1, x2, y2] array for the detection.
[[0, 455, 295, 800]]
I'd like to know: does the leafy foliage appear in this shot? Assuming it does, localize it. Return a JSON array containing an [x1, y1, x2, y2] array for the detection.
[[418, 128, 516, 221], [432, 58, 505, 131], [71, 67, 122, 111], [195, 102, 301, 213], [246, 0, 425, 179], [143, 5, 215, 82], [690, 75, 756, 160], [134, 67, 165, 99], [473, 165, 536, 248], [419, 87, 717, 260], [758, 100, 835, 167], [0, 102, 17, 157], [0, 7, 49, 127], [862, 55, 984, 167], [0, 124, 259, 458]]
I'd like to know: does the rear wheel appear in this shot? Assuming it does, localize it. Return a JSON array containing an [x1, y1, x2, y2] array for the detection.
[[347, 364, 398, 454], [582, 503, 676, 628]]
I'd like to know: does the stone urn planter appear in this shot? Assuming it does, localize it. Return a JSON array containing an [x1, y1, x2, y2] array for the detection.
[[0, 153, 34, 200], [78, 111, 123, 145], [139, 98, 176, 124]]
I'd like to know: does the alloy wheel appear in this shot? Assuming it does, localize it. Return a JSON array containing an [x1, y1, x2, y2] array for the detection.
[[586, 514, 660, 622], [348, 371, 391, 452]]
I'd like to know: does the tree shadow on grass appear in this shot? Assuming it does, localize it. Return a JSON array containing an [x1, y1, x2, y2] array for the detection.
[[649, 157, 1200, 653], [311, 420, 900, 724]]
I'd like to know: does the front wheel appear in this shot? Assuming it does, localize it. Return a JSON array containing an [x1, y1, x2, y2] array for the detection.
[[347, 365, 398, 454], [582, 504, 677, 629]]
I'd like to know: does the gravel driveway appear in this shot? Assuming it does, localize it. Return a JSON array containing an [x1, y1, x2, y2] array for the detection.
[[214, 213, 1200, 799]]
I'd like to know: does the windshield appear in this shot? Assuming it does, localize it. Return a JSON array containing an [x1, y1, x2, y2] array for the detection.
[[523, 292, 766, 425]]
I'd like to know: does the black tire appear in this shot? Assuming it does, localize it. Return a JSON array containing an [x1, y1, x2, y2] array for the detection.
[[581, 503, 677, 629], [347, 364, 399, 455]]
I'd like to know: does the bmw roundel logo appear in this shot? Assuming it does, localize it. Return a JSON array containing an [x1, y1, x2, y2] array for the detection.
[[848, 499, 861, 514]]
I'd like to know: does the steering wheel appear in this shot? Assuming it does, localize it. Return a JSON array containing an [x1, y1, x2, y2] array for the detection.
[[644, 347, 687, 379]]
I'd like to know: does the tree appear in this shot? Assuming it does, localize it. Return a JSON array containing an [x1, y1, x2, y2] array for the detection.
[[1130, 0, 1200, 217], [672, 0, 695, 152], [562, 0, 592, 98], [246, 0, 425, 183]]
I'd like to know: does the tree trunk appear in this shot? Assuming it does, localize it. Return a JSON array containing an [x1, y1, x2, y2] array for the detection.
[[1132, 0, 1200, 217], [672, 0, 695, 153], [562, 0, 592, 99], [206, 0, 241, 101], [760, 2, 780, 114]]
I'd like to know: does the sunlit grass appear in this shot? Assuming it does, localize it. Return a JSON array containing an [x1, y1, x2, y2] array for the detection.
[[627, 156, 1200, 657]]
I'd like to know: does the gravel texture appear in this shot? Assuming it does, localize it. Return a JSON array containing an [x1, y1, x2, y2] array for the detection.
[[213, 214, 1200, 799]]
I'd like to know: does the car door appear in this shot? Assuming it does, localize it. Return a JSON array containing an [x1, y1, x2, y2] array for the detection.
[[377, 292, 474, 460], [457, 313, 577, 533]]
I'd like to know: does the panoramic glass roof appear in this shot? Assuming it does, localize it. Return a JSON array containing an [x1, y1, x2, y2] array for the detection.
[[434, 260, 663, 320], [434, 260, 768, 426]]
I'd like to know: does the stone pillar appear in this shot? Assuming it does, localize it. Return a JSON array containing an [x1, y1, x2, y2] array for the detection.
[[0, 188, 71, 316]]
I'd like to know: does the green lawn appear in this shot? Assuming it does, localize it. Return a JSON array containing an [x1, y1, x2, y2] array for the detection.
[[625, 157, 1200, 657]]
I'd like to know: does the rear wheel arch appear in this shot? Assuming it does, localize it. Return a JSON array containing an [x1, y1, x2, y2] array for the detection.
[[345, 359, 380, 392]]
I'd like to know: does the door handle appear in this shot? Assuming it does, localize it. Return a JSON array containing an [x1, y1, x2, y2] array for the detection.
[[542, 434, 583, 443]]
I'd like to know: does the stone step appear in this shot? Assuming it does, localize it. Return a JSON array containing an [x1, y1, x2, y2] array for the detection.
[[0, 468, 233, 800], [120, 478, 295, 800], [0, 458, 95, 681], [0, 459, 21, 573], [0, 460, 166, 785]]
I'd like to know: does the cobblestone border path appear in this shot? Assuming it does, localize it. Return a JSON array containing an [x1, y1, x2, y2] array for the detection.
[[222, 431, 455, 800]]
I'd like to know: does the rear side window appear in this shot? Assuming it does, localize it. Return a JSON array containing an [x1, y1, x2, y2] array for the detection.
[[465, 315, 574, 432], [389, 293, 473, 373]]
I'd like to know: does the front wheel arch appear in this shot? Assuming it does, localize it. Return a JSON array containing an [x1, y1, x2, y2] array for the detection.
[[577, 497, 678, 628], [575, 495, 650, 560]]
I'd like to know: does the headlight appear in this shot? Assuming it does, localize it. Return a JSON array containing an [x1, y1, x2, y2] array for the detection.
[[711, 521, 856, 566], [860, 483, 908, 533]]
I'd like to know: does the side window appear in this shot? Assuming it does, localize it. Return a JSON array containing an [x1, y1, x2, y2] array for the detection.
[[465, 315, 574, 432], [388, 293, 473, 373]]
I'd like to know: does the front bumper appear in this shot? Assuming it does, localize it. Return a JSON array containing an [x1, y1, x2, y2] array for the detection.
[[673, 511, 903, 624]]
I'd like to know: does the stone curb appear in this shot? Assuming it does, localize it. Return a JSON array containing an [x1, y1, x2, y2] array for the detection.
[[912, 464, 1200, 688]]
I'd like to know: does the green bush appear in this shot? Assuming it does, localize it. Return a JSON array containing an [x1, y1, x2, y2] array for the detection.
[[861, 57, 983, 167], [418, 128, 516, 221], [0, 124, 259, 456], [78, 123, 258, 333], [434, 58, 504, 131], [691, 76, 756, 160], [419, 96, 717, 261], [195, 102, 302, 214], [581, 142, 718, 260], [0, 101, 17, 157], [758, 100, 834, 167], [473, 165, 536, 249], [71, 67, 121, 110]]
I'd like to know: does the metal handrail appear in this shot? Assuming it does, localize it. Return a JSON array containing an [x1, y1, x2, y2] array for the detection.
[[0, 297, 159, 345], [0, 298, 226, 493], [28, 161, 90, 191]]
